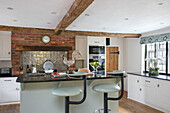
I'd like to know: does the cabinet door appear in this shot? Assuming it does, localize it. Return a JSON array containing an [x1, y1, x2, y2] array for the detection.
[[0, 35, 11, 60], [157, 80, 170, 112], [2, 36, 11, 58], [128, 75, 141, 101], [17, 83, 20, 101], [0, 85, 18, 103], [88, 37, 106, 46], [0, 78, 19, 103], [140, 77, 157, 106]]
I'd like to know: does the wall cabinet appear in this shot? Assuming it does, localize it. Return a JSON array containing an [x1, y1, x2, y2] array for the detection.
[[0, 77, 20, 104], [128, 74, 170, 112], [0, 31, 11, 60], [88, 37, 106, 46]]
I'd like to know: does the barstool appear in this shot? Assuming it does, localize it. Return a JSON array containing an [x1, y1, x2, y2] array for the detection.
[[92, 74, 124, 113], [52, 75, 87, 113]]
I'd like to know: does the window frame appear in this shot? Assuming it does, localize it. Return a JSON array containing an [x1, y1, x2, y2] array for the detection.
[[144, 42, 169, 75]]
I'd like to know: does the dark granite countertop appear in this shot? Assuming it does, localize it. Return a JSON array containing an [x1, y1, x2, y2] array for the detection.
[[16, 73, 125, 83], [0, 74, 16, 78], [127, 72, 170, 81]]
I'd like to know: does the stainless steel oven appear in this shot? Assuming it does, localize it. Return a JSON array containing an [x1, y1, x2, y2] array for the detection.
[[89, 46, 105, 54]]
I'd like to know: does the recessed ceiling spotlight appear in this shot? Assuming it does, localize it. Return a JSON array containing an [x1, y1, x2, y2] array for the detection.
[[51, 12, 56, 14], [160, 23, 164, 24], [72, 25, 76, 27], [124, 18, 129, 20], [47, 22, 51, 24], [85, 14, 90, 16], [13, 20, 17, 22], [7, 7, 13, 10], [102, 28, 106, 30], [158, 3, 163, 5], [134, 30, 137, 32]]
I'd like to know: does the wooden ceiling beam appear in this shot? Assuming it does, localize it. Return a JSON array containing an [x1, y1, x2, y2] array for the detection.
[[55, 0, 94, 34], [60, 30, 141, 38]]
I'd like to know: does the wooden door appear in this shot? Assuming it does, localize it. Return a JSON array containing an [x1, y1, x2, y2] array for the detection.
[[106, 47, 119, 72]]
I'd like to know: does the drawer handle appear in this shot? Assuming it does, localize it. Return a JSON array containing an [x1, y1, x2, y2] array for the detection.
[[4, 80, 12, 81], [145, 80, 150, 83]]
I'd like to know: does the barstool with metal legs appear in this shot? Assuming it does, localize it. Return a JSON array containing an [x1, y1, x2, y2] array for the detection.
[[52, 74, 87, 113], [92, 73, 124, 113]]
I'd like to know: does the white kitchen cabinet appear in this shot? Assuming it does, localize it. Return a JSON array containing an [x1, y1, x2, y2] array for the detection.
[[128, 75, 141, 101], [156, 79, 170, 112], [0, 31, 11, 60], [0, 77, 20, 104], [128, 74, 170, 112], [88, 37, 106, 46]]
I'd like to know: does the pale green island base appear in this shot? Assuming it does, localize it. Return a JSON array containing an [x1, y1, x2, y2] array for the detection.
[[20, 78, 121, 113]]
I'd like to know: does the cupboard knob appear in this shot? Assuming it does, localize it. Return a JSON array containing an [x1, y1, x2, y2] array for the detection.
[[157, 84, 160, 87], [137, 80, 139, 83], [8, 52, 10, 54], [140, 88, 142, 91]]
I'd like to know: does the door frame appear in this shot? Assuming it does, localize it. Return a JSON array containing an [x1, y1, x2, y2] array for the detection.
[[106, 45, 120, 71]]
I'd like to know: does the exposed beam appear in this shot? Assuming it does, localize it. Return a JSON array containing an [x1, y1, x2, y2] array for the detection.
[[0, 25, 54, 34], [55, 0, 94, 34], [16, 45, 72, 51], [60, 30, 141, 38]]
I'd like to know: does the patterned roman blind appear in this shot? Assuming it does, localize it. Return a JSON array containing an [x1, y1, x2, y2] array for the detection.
[[140, 33, 170, 44]]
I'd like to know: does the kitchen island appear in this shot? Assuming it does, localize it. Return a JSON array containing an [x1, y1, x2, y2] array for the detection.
[[17, 73, 125, 113]]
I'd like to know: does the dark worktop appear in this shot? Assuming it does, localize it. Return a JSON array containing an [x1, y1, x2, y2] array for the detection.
[[127, 72, 170, 81], [16, 73, 125, 83]]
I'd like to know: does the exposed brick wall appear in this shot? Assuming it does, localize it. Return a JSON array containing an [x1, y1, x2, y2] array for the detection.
[[11, 30, 75, 75]]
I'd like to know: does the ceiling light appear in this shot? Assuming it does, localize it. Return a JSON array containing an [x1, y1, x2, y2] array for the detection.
[[51, 12, 56, 14], [158, 3, 163, 5], [160, 23, 164, 24], [47, 22, 51, 24], [124, 18, 129, 20], [102, 28, 106, 30], [7, 7, 13, 10], [13, 20, 17, 22], [85, 14, 90, 16], [72, 25, 76, 27]]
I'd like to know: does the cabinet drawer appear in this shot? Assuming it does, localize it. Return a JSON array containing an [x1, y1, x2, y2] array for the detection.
[[0, 77, 17, 85], [141, 77, 157, 87]]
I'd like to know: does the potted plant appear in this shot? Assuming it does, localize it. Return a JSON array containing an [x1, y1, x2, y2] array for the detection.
[[145, 58, 162, 76], [90, 62, 101, 77]]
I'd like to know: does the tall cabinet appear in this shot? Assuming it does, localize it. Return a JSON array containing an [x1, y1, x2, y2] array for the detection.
[[0, 31, 11, 60]]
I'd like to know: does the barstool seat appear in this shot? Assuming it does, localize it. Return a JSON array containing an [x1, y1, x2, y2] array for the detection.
[[92, 83, 120, 93], [52, 87, 82, 97]]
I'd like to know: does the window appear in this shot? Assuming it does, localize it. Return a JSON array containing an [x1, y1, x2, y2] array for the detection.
[[145, 42, 167, 74]]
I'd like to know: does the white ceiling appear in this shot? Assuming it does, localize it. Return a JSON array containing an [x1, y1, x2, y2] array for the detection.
[[66, 0, 170, 33], [0, 0, 75, 29], [1, 0, 170, 33]]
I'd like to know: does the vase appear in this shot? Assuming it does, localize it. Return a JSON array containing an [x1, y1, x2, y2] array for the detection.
[[93, 66, 99, 77]]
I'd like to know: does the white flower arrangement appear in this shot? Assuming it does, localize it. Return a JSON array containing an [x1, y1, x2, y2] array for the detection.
[[145, 57, 163, 76]]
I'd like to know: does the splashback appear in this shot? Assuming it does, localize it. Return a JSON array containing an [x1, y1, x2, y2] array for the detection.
[[20, 51, 68, 73]]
